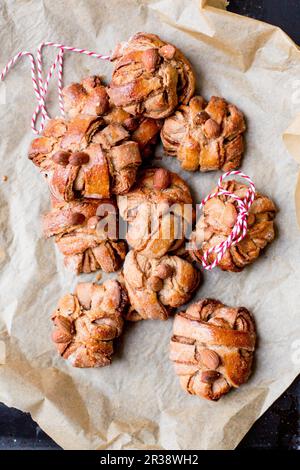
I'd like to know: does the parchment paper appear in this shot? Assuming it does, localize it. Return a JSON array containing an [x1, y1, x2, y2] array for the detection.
[[0, 0, 299, 450]]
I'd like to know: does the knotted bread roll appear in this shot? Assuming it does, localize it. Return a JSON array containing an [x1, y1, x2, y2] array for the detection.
[[62, 75, 162, 159], [123, 250, 200, 321], [108, 32, 195, 119], [43, 198, 126, 274], [170, 299, 256, 400], [118, 168, 194, 259], [161, 96, 246, 172], [191, 180, 277, 271], [52, 280, 128, 367], [29, 115, 141, 201]]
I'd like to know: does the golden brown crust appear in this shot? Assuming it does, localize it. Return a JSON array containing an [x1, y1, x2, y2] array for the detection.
[[108, 32, 195, 119], [123, 250, 201, 321], [130, 117, 163, 158], [96, 103, 163, 159], [170, 299, 256, 400], [28, 115, 141, 201], [43, 198, 127, 274], [190, 180, 277, 271], [161, 96, 246, 171], [52, 279, 128, 367], [62, 76, 162, 159], [62, 76, 109, 118], [118, 168, 194, 259]]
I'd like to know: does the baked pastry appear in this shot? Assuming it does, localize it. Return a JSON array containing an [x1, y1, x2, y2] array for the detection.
[[123, 250, 201, 321], [43, 198, 127, 274], [161, 96, 246, 171], [62, 76, 162, 158], [191, 180, 276, 271], [122, 114, 162, 159], [62, 75, 109, 118], [118, 168, 194, 259], [52, 279, 128, 367], [108, 33, 195, 119], [29, 115, 141, 201], [170, 299, 256, 400]]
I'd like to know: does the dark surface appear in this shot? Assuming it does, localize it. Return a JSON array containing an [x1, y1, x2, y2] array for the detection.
[[0, 0, 299, 451], [228, 0, 300, 45]]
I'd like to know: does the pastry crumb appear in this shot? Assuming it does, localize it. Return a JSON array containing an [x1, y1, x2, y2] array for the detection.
[[95, 272, 102, 282], [2, 176, 8, 182]]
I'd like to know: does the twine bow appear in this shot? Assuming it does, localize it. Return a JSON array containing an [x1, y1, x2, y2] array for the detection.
[[197, 171, 256, 270], [1, 42, 256, 269], [0, 42, 111, 134]]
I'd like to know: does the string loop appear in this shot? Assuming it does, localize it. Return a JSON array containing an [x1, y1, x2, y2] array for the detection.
[[0, 42, 111, 134], [197, 171, 256, 270], [1, 43, 256, 270]]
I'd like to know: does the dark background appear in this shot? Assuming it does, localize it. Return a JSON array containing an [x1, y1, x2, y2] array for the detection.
[[0, 0, 299, 450]]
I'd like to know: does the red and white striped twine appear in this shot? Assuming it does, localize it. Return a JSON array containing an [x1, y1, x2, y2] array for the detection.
[[0, 42, 111, 134], [198, 171, 256, 270], [1, 44, 256, 268]]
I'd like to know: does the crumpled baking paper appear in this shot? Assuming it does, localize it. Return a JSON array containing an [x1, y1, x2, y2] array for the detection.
[[0, 0, 299, 450]]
